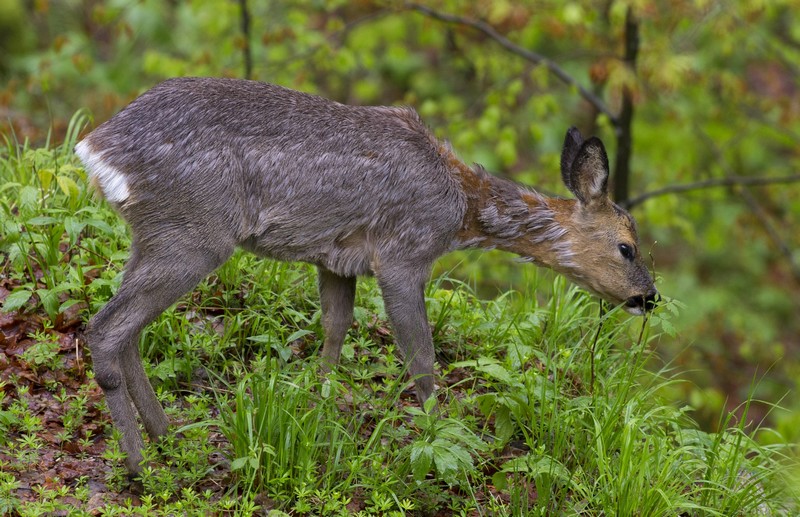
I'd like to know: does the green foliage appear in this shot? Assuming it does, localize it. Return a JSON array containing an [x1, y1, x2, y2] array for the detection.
[[218, 364, 360, 505], [0, 471, 21, 516], [20, 322, 62, 372], [202, 266, 797, 515], [404, 397, 487, 487], [1, 111, 129, 320]]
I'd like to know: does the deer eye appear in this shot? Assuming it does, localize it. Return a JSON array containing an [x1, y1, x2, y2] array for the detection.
[[618, 243, 635, 261]]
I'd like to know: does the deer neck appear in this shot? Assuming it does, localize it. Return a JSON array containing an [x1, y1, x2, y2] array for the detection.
[[452, 161, 577, 271]]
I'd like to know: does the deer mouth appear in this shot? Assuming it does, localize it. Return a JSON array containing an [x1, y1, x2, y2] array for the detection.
[[624, 291, 660, 315]]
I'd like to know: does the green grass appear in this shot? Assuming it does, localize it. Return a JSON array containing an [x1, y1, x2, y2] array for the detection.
[[0, 118, 798, 515]]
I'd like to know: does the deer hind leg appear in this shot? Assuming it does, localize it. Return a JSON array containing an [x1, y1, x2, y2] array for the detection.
[[121, 330, 167, 441], [87, 242, 232, 473], [376, 265, 435, 404], [318, 267, 356, 367]]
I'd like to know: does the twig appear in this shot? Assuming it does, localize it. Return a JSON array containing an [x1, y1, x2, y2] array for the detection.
[[404, 2, 619, 126], [589, 302, 607, 397], [238, 0, 253, 80], [622, 174, 800, 209], [704, 126, 800, 282], [739, 185, 800, 282], [643, 126, 800, 282]]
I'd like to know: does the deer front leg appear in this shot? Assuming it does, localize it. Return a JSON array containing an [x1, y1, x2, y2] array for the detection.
[[376, 266, 435, 404], [318, 267, 356, 367]]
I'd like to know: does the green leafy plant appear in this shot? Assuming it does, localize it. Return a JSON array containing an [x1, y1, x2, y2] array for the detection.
[[404, 396, 487, 487], [21, 324, 62, 372]]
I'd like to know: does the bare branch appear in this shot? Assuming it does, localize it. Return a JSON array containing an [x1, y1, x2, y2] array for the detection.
[[623, 174, 800, 209], [238, 0, 253, 80], [738, 188, 800, 282], [404, 2, 619, 125]]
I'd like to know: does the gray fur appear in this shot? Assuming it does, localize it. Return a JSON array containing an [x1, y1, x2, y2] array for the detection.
[[75, 77, 655, 474], [464, 168, 574, 265]]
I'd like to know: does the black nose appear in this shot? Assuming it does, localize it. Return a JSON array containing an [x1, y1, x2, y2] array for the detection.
[[625, 290, 660, 312], [643, 291, 660, 312]]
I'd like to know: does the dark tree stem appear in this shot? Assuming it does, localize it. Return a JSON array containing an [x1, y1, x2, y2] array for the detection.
[[239, 0, 253, 80], [612, 7, 639, 204]]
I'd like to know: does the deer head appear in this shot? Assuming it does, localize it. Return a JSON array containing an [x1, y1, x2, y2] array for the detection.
[[549, 127, 658, 314]]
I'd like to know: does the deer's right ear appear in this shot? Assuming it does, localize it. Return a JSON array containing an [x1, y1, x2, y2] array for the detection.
[[560, 127, 583, 190], [561, 131, 609, 205]]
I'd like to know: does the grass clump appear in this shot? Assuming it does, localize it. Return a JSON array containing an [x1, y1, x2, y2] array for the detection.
[[0, 125, 798, 514]]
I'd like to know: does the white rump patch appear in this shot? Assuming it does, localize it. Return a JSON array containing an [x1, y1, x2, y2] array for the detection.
[[75, 140, 130, 203]]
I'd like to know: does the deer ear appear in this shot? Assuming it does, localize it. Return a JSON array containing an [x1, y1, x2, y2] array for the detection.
[[560, 127, 583, 194], [565, 136, 609, 205]]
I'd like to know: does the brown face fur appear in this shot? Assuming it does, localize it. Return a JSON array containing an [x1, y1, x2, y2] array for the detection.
[[547, 196, 656, 314], [452, 127, 657, 314]]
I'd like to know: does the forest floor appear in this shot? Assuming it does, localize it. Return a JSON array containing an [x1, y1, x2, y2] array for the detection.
[[0, 282, 175, 512]]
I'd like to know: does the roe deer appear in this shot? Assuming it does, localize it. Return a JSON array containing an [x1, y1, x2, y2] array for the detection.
[[75, 77, 657, 474]]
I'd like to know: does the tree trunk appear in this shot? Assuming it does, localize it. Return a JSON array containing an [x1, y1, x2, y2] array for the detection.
[[612, 7, 639, 204]]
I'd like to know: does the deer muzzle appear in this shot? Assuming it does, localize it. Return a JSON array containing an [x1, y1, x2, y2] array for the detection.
[[624, 290, 660, 315]]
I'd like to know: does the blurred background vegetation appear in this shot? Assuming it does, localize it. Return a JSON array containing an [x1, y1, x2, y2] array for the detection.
[[2, 0, 799, 441]]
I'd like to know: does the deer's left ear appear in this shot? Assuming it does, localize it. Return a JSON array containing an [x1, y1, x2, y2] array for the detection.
[[562, 135, 610, 205]]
